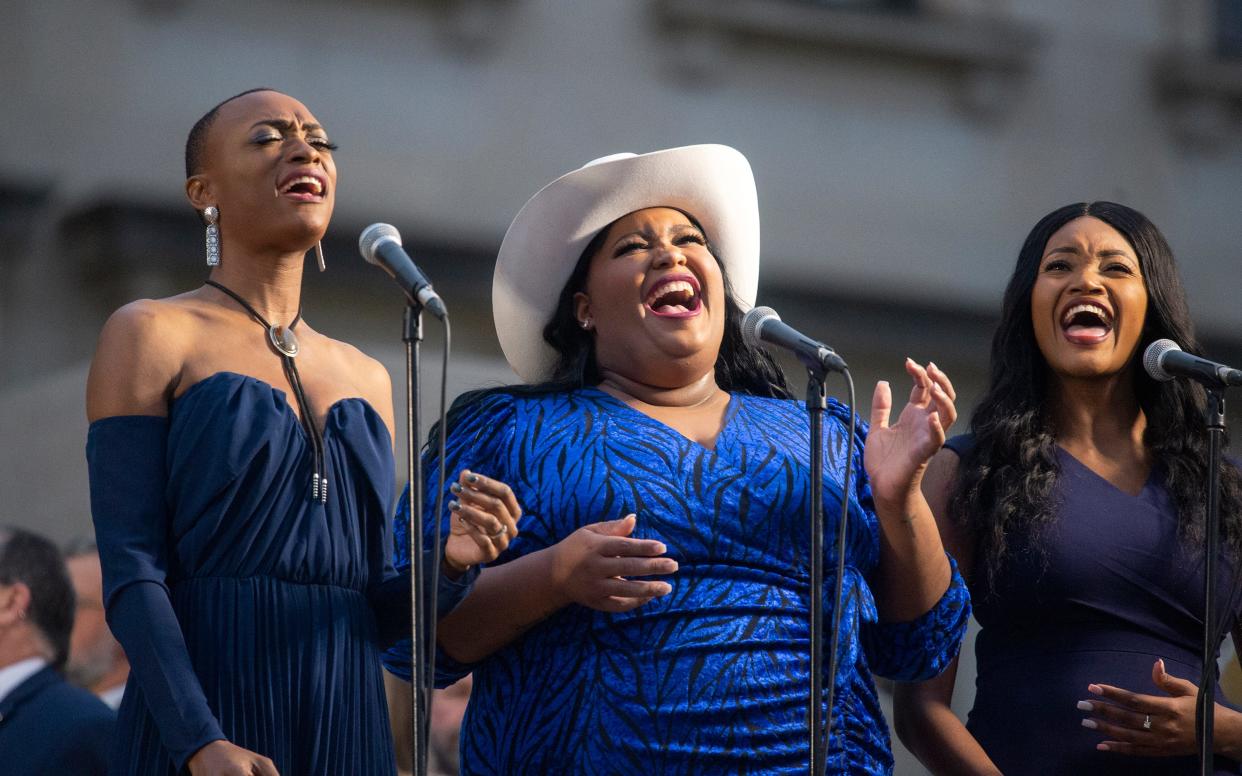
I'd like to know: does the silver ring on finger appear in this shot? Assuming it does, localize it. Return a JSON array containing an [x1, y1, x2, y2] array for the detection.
[[1143, 714, 1152, 730], [490, 526, 507, 539]]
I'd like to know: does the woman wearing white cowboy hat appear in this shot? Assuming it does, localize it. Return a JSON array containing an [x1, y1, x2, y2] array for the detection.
[[384, 144, 970, 773]]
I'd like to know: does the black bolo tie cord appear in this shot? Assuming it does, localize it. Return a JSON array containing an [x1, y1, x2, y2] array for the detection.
[[206, 280, 328, 503]]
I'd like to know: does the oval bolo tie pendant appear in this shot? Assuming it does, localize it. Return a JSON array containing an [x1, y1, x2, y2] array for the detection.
[[269, 325, 300, 357]]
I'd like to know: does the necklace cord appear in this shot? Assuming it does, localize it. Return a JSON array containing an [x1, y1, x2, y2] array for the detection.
[[205, 279, 327, 502]]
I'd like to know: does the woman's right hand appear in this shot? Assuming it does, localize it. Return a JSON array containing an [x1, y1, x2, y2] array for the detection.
[[548, 514, 678, 612], [187, 740, 279, 776]]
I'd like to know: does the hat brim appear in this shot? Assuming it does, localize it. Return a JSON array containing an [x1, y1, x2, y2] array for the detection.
[[493, 144, 760, 383]]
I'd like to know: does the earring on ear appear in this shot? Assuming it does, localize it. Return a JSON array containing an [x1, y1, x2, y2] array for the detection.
[[203, 206, 220, 267], [315, 241, 326, 272], [580, 318, 592, 330]]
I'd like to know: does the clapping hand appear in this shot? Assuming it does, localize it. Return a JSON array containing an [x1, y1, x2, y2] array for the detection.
[[863, 359, 958, 513]]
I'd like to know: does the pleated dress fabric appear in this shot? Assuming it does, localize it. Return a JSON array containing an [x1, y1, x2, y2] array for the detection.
[[385, 388, 972, 775], [88, 372, 400, 775]]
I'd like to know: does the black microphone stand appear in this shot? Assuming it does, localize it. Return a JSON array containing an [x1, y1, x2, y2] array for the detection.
[[404, 304, 430, 776], [805, 370, 827, 776], [1198, 388, 1226, 776]]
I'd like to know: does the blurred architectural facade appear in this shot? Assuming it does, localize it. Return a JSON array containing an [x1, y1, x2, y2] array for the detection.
[[3, 1, 1241, 771]]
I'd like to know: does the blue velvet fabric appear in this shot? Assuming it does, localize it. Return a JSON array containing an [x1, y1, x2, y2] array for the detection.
[[946, 434, 1242, 775], [384, 388, 970, 774], [86, 372, 471, 775]]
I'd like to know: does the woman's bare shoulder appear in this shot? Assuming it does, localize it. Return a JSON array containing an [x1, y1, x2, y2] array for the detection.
[[86, 295, 207, 420], [316, 333, 395, 431]]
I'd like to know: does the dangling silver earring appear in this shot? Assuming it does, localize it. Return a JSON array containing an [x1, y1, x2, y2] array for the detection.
[[204, 206, 220, 267], [315, 241, 326, 272]]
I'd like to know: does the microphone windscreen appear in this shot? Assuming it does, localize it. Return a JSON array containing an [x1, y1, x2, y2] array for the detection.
[[358, 223, 401, 265], [1143, 338, 1180, 382], [741, 306, 779, 350]]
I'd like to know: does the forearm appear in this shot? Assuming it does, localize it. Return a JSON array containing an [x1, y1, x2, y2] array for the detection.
[[899, 700, 1001, 776], [107, 581, 224, 769], [435, 547, 567, 664], [872, 492, 952, 622], [369, 555, 479, 647], [1215, 705, 1242, 760]]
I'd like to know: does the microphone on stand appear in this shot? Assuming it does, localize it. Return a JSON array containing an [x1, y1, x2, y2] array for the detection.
[[359, 221, 452, 776], [741, 304, 851, 776], [358, 223, 448, 320], [1143, 339, 1242, 389], [741, 306, 847, 374]]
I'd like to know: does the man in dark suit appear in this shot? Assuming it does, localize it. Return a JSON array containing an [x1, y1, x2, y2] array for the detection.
[[0, 527, 114, 775]]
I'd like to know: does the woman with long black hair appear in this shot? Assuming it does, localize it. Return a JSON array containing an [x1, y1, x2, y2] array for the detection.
[[894, 202, 1242, 774], [385, 145, 971, 774]]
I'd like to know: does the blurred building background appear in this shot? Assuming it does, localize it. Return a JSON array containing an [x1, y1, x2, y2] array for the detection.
[[3, 0, 1242, 771]]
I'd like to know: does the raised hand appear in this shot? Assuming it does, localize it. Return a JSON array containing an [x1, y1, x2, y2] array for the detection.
[[187, 740, 279, 776], [443, 469, 522, 575], [863, 360, 957, 512], [548, 514, 678, 613]]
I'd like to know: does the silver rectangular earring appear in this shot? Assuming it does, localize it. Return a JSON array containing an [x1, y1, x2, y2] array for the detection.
[[315, 241, 326, 272], [204, 206, 220, 267]]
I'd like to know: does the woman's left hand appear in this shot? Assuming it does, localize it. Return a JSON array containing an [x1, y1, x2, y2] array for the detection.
[[1079, 658, 1220, 756], [863, 359, 957, 511], [442, 469, 522, 577]]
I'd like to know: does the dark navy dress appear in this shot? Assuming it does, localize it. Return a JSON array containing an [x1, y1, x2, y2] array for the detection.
[[385, 388, 971, 775], [85, 372, 441, 775], [947, 434, 1242, 775]]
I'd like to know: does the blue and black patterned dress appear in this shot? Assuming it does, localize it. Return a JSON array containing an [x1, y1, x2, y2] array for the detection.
[[386, 387, 970, 774]]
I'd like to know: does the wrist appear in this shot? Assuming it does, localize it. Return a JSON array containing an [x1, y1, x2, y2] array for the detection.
[[441, 554, 470, 579], [1214, 705, 1242, 759], [873, 490, 924, 524], [540, 544, 573, 610]]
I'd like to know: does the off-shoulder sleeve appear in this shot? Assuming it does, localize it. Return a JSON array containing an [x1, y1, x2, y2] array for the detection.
[[87, 416, 225, 768], [382, 391, 518, 685]]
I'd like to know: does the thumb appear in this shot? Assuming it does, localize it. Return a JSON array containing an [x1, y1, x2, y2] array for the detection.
[[870, 381, 892, 430], [1153, 658, 1197, 697], [585, 513, 637, 537]]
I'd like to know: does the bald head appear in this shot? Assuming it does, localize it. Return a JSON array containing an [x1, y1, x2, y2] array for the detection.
[[184, 87, 279, 179]]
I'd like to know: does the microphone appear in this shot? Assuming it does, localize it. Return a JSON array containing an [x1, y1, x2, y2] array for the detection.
[[358, 223, 448, 320], [741, 306, 847, 374], [1143, 339, 1242, 389]]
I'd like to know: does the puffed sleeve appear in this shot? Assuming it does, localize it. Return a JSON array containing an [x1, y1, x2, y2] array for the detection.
[[862, 555, 971, 680], [86, 416, 225, 769], [382, 391, 517, 686]]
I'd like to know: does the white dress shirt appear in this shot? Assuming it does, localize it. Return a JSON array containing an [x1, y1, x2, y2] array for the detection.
[[0, 656, 49, 704]]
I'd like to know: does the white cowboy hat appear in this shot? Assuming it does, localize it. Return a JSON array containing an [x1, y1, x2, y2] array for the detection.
[[493, 144, 760, 383]]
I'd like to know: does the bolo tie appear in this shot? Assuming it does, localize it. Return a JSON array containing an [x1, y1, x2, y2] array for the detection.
[[206, 280, 328, 503]]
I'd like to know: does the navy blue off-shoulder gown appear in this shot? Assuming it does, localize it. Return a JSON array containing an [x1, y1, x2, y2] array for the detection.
[[86, 371, 460, 775]]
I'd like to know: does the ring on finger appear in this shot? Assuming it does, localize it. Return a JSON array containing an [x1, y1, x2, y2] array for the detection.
[[489, 525, 507, 538], [1143, 713, 1152, 730]]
